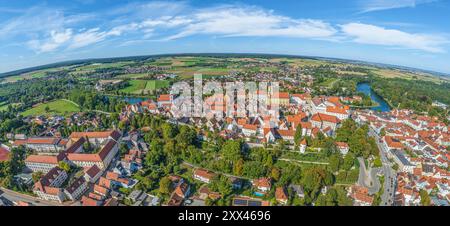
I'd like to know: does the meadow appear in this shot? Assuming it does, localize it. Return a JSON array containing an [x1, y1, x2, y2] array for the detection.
[[21, 99, 80, 116]]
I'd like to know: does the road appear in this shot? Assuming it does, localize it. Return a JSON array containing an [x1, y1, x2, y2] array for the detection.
[[368, 127, 396, 206], [357, 157, 381, 195], [0, 187, 61, 206]]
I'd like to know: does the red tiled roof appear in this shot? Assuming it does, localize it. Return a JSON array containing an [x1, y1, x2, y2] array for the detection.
[[0, 146, 10, 162], [273, 92, 289, 99], [26, 137, 61, 145], [326, 106, 348, 115], [69, 130, 121, 141], [194, 169, 216, 180], [105, 171, 119, 181], [25, 154, 64, 164], [84, 165, 101, 178], [82, 196, 102, 206], [94, 184, 109, 195], [12, 139, 28, 146], [311, 113, 341, 124], [158, 94, 172, 102], [277, 130, 295, 137], [384, 136, 404, 149], [252, 177, 271, 188], [275, 187, 288, 201], [98, 177, 111, 189], [335, 142, 349, 148], [243, 124, 257, 131], [66, 139, 117, 163]]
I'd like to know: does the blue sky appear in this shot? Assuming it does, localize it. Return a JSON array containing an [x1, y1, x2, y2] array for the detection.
[[1, 0, 450, 74]]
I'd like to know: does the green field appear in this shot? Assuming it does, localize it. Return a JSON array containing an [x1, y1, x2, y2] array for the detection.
[[0, 102, 20, 111], [21, 99, 80, 116], [119, 80, 147, 94], [145, 80, 170, 91], [119, 80, 169, 94]]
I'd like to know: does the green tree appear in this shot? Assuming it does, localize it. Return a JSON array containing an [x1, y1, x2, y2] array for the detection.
[[32, 171, 43, 182], [419, 190, 431, 206], [329, 154, 342, 172], [58, 161, 71, 172], [294, 124, 303, 145], [342, 153, 355, 171], [159, 177, 171, 195]]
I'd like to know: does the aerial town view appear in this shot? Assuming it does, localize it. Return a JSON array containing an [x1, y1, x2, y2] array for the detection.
[[0, 0, 449, 214]]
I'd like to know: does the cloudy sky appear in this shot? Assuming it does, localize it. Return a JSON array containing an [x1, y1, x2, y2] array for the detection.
[[1, 0, 450, 73]]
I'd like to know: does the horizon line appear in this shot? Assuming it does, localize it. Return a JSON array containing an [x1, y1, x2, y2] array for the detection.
[[1, 52, 449, 78]]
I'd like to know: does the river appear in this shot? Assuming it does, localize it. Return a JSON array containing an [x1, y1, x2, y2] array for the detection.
[[356, 83, 391, 112]]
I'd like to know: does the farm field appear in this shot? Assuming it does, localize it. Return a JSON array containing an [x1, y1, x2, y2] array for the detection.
[[119, 80, 170, 94], [145, 80, 170, 92], [21, 99, 80, 116]]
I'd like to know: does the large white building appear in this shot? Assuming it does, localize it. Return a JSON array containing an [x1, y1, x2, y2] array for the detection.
[[33, 167, 68, 203]]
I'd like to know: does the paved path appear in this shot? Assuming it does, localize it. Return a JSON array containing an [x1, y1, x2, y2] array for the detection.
[[357, 157, 381, 195]]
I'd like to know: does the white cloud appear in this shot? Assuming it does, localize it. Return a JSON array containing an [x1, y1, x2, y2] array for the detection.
[[28, 29, 73, 52], [165, 6, 337, 40], [359, 0, 437, 13], [340, 23, 448, 53]]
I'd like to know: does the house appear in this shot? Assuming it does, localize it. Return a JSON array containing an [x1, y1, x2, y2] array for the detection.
[[275, 187, 288, 205], [242, 124, 258, 137], [252, 177, 271, 193], [68, 130, 121, 146], [167, 179, 190, 206], [382, 136, 404, 151], [349, 185, 374, 206], [326, 106, 350, 120], [13, 137, 66, 154], [289, 184, 305, 198], [299, 139, 307, 154], [83, 165, 102, 183], [33, 167, 68, 203], [81, 196, 103, 206], [193, 168, 216, 184], [270, 92, 290, 106], [64, 177, 88, 201], [0, 146, 10, 162], [25, 153, 66, 173], [277, 130, 295, 143], [390, 149, 415, 173], [94, 184, 110, 197], [158, 94, 173, 107], [66, 139, 119, 170], [336, 142, 350, 155], [311, 113, 341, 131]]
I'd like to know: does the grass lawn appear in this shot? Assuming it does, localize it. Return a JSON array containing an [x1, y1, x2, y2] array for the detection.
[[119, 80, 170, 94], [145, 80, 170, 92], [119, 80, 147, 94], [21, 99, 80, 116]]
